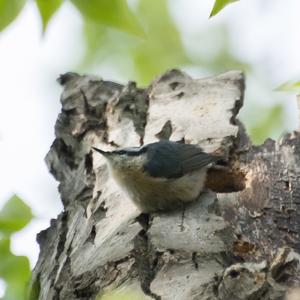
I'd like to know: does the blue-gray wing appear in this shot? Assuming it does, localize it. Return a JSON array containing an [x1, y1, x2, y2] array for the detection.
[[143, 140, 220, 178]]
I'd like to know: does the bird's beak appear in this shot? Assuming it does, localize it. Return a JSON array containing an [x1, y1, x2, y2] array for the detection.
[[92, 147, 112, 157]]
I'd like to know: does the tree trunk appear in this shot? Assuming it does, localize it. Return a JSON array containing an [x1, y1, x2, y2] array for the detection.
[[30, 70, 300, 300]]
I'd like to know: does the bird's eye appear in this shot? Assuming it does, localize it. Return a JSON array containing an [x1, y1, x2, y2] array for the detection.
[[116, 150, 126, 155], [140, 146, 147, 153]]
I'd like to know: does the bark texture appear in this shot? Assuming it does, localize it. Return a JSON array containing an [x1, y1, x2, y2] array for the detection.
[[31, 70, 300, 300]]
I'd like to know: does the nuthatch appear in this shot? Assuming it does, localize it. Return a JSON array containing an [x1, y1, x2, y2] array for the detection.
[[92, 140, 221, 213]]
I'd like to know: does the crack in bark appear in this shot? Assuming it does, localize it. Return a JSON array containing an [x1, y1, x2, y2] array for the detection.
[[192, 252, 199, 270], [133, 230, 161, 300]]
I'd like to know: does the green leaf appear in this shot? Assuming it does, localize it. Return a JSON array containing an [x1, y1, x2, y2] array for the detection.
[[131, 0, 190, 84], [0, 195, 33, 236], [0, 236, 10, 255], [210, 0, 238, 17], [36, 0, 63, 33], [248, 104, 284, 144], [0, 0, 26, 32], [80, 21, 139, 75], [0, 238, 31, 300], [80, 20, 107, 67], [276, 80, 300, 92], [71, 0, 144, 36], [79, 0, 189, 86]]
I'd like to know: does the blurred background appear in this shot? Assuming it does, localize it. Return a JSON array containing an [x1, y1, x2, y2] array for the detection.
[[0, 0, 300, 298]]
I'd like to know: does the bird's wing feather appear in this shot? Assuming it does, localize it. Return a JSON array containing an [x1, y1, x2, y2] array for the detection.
[[143, 141, 220, 178]]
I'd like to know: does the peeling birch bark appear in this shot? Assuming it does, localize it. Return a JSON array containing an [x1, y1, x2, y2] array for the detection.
[[30, 70, 300, 300]]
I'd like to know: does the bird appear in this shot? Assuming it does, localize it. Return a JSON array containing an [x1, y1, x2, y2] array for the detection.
[[92, 140, 221, 213]]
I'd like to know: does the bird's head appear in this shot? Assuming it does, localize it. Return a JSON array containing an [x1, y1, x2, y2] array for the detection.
[[92, 146, 148, 174]]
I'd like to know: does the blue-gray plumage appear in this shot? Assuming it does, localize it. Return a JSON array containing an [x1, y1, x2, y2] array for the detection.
[[144, 141, 219, 179], [92, 140, 220, 212]]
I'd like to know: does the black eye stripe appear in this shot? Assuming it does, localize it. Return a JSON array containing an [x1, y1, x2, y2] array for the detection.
[[113, 147, 147, 156], [115, 150, 126, 155]]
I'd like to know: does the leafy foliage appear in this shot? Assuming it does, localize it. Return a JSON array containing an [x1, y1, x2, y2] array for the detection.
[[71, 0, 144, 36], [0, 239, 31, 300], [131, 0, 190, 85], [0, 195, 33, 300], [276, 80, 300, 93], [36, 0, 63, 32], [247, 104, 285, 144], [0, 0, 26, 31], [210, 0, 238, 17], [0, 195, 33, 236], [80, 0, 189, 85]]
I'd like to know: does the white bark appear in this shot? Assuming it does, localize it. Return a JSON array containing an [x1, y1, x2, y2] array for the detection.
[[30, 70, 300, 300]]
